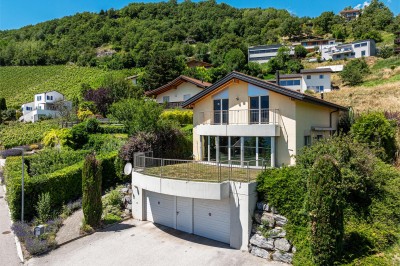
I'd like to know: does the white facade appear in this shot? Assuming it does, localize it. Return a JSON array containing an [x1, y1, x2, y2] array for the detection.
[[293, 39, 339, 52], [278, 69, 332, 93], [19, 91, 72, 122], [155, 82, 204, 104], [248, 45, 294, 64], [322, 40, 376, 61], [131, 172, 257, 250]]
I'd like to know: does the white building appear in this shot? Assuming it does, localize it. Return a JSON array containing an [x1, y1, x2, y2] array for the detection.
[[20, 91, 72, 123], [321, 40, 376, 61], [248, 44, 294, 64], [292, 39, 339, 53], [276, 68, 333, 93]]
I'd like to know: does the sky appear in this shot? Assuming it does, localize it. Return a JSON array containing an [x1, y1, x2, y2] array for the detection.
[[0, 0, 399, 30]]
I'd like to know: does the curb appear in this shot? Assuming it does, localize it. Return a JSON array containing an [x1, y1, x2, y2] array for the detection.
[[2, 185, 24, 263], [57, 216, 132, 248]]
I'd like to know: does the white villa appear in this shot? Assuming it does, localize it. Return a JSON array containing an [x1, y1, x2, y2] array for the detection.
[[276, 68, 333, 93], [321, 39, 376, 61], [131, 71, 347, 250], [145, 75, 212, 108], [20, 91, 72, 123], [248, 44, 295, 64]]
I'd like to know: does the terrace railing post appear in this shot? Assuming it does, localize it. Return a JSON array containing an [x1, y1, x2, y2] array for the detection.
[[160, 158, 164, 177], [247, 162, 250, 183]]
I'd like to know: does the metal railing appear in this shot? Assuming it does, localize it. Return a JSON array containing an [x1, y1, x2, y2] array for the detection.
[[133, 154, 268, 183], [196, 109, 279, 126]]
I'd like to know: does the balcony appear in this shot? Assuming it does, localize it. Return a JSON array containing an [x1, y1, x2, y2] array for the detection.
[[195, 109, 280, 137]]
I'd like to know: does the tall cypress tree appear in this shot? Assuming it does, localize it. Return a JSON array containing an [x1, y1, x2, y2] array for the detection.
[[82, 153, 103, 228]]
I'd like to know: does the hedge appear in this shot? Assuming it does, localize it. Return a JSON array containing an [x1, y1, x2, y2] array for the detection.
[[100, 124, 127, 134], [5, 151, 120, 221], [160, 109, 193, 125]]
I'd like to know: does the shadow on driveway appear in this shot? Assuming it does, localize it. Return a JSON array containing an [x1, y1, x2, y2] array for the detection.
[[100, 222, 136, 233]]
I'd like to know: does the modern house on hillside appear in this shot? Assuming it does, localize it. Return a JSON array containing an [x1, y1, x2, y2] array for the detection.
[[20, 91, 72, 123], [145, 75, 212, 108], [321, 39, 376, 61], [340, 9, 361, 21], [248, 44, 294, 64], [292, 39, 338, 52], [274, 68, 333, 93], [131, 71, 347, 250]]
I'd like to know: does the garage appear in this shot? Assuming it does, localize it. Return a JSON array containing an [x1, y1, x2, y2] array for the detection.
[[193, 198, 230, 244], [145, 191, 175, 228]]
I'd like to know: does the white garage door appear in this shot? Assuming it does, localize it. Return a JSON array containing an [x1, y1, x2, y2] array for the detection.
[[193, 198, 230, 244], [146, 191, 174, 228]]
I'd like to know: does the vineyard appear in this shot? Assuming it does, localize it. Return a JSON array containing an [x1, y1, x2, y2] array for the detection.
[[0, 65, 128, 107], [0, 120, 59, 149]]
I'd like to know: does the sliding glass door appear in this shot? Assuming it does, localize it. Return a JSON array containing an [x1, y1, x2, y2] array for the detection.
[[249, 95, 269, 124]]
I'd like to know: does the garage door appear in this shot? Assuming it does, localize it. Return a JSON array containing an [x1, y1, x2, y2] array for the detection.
[[146, 191, 174, 228], [193, 198, 230, 244]]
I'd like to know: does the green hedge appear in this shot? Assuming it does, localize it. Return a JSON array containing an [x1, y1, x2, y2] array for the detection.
[[5, 151, 120, 221], [100, 125, 127, 134], [160, 109, 193, 125]]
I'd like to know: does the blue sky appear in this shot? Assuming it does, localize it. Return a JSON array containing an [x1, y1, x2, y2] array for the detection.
[[0, 0, 399, 30]]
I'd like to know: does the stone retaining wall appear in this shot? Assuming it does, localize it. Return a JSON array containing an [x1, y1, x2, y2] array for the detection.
[[120, 184, 133, 217], [249, 202, 295, 264]]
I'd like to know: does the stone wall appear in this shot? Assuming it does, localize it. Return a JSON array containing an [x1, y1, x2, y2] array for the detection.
[[249, 202, 295, 264], [120, 184, 133, 217]]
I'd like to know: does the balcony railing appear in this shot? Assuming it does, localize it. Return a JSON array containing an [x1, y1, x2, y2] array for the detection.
[[196, 109, 279, 125], [133, 155, 268, 183]]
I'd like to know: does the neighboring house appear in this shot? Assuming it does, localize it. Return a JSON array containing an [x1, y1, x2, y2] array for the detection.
[[293, 39, 338, 52], [395, 31, 400, 54], [340, 9, 361, 21], [186, 59, 212, 69], [276, 68, 333, 93], [145, 75, 212, 108], [317, 65, 343, 72], [131, 71, 347, 250], [322, 39, 376, 61], [126, 75, 139, 85], [19, 91, 72, 123], [248, 44, 294, 64]]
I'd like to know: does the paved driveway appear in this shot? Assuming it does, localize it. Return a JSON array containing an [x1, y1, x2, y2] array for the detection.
[[27, 219, 284, 266]]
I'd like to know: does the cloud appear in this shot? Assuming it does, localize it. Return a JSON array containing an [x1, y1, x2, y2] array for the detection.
[[354, 1, 370, 10]]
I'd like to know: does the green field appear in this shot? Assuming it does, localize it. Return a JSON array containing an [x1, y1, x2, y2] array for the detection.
[[0, 65, 128, 108]]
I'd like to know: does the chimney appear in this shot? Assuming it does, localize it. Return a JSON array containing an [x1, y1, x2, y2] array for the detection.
[[320, 92, 324, 100], [275, 70, 280, 85]]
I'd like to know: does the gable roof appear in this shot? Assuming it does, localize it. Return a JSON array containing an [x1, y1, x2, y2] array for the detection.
[[145, 75, 212, 97], [182, 71, 347, 111]]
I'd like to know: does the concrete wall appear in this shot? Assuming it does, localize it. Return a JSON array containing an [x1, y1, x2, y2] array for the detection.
[[156, 82, 203, 103]]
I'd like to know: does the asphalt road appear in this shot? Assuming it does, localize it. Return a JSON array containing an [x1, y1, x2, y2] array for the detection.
[[0, 185, 22, 266], [27, 219, 285, 266]]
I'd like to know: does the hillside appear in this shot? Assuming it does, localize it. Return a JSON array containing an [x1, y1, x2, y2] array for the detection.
[[0, 65, 128, 107]]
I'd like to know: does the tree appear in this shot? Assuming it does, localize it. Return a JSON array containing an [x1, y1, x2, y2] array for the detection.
[[294, 45, 307, 58], [308, 155, 344, 265], [82, 153, 102, 228], [350, 112, 397, 162], [223, 48, 246, 72], [377, 45, 394, 59], [339, 58, 370, 86], [280, 17, 302, 39], [109, 98, 163, 135], [84, 88, 113, 117]]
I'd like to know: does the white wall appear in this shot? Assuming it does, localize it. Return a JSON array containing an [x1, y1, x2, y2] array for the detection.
[[301, 73, 331, 92], [156, 82, 204, 103]]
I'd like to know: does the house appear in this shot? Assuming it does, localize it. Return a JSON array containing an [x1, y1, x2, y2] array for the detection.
[[322, 39, 376, 61], [293, 39, 338, 52], [186, 59, 212, 69], [126, 75, 139, 85], [276, 68, 333, 93], [131, 71, 347, 250], [340, 9, 361, 21], [248, 44, 294, 64], [395, 31, 400, 54], [19, 91, 72, 123], [145, 75, 212, 108]]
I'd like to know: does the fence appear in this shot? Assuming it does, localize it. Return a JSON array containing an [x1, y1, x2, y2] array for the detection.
[[133, 153, 267, 183]]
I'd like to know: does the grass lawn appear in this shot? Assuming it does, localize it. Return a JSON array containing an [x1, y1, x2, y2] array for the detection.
[[141, 162, 262, 183]]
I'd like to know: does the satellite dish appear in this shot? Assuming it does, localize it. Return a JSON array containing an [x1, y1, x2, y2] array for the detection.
[[124, 163, 133, 175]]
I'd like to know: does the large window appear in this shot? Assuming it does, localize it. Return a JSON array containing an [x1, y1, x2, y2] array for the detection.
[[219, 136, 229, 162], [163, 96, 170, 103], [249, 96, 269, 124], [230, 136, 241, 161], [213, 99, 229, 124], [279, 80, 301, 86]]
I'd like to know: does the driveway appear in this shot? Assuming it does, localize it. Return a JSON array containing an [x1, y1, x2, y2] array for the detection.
[[27, 219, 284, 266]]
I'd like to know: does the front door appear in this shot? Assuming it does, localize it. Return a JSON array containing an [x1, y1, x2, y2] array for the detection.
[[176, 196, 193, 233]]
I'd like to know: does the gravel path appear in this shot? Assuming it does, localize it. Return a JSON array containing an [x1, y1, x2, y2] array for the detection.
[[56, 210, 83, 245]]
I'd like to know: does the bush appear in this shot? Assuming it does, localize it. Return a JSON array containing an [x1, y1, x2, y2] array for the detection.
[[85, 118, 100, 133], [340, 58, 370, 86], [43, 128, 73, 148], [350, 112, 397, 162], [377, 46, 394, 59], [82, 153, 102, 228], [83, 134, 126, 154], [35, 192, 52, 224], [160, 109, 193, 125], [308, 156, 344, 265], [68, 123, 89, 149], [99, 124, 127, 134]]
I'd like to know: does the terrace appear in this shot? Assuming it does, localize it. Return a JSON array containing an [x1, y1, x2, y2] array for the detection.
[[133, 154, 267, 183]]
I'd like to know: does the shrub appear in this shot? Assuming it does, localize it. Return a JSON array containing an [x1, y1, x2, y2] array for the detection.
[[377, 46, 394, 59], [160, 109, 193, 125], [340, 58, 370, 86], [77, 109, 94, 121], [83, 134, 126, 154], [43, 129, 72, 147], [350, 112, 397, 162], [308, 156, 344, 265], [35, 192, 52, 224], [99, 124, 126, 134], [85, 118, 100, 133], [11, 221, 32, 242], [68, 123, 89, 149], [82, 153, 102, 228]]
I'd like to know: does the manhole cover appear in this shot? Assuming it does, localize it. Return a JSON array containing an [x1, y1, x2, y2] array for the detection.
[[2, 231, 11, 234]]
